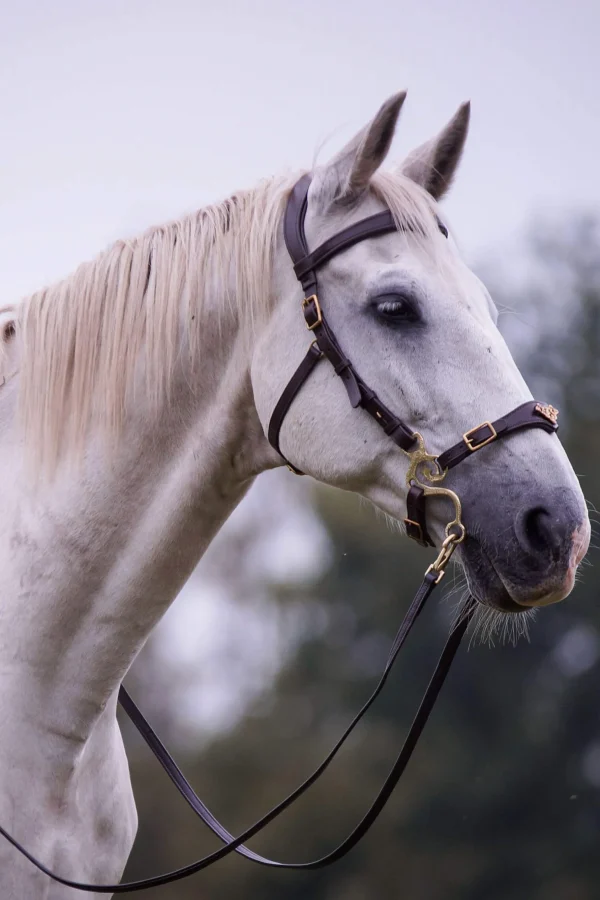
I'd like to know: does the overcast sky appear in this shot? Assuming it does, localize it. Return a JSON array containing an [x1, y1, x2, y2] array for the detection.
[[1, 0, 599, 303]]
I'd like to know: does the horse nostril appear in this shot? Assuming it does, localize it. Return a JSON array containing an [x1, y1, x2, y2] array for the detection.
[[520, 506, 560, 558]]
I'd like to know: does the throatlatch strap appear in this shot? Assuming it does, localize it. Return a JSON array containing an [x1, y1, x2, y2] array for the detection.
[[267, 341, 323, 472]]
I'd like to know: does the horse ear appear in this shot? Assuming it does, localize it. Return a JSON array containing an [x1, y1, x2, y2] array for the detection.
[[312, 92, 407, 207], [400, 102, 470, 200]]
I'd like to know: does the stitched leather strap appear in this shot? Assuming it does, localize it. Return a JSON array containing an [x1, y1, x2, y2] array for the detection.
[[303, 302, 417, 450], [293, 210, 397, 290], [285, 176, 448, 293], [271, 184, 419, 464], [437, 401, 559, 472], [116, 570, 439, 870], [401, 402, 558, 545], [0, 576, 474, 890], [120, 592, 473, 876], [304, 306, 363, 406], [267, 341, 323, 472], [267, 299, 417, 469], [267, 173, 422, 462], [283, 174, 314, 292], [405, 484, 435, 547]]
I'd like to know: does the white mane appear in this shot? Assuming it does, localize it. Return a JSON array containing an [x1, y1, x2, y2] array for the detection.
[[9, 169, 444, 469]]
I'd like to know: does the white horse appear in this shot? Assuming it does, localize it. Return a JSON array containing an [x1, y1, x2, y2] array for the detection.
[[0, 91, 590, 897]]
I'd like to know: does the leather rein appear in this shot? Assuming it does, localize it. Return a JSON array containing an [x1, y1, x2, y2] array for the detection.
[[0, 174, 559, 892]]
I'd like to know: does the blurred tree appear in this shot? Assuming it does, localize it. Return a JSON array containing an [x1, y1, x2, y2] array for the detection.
[[122, 214, 600, 900]]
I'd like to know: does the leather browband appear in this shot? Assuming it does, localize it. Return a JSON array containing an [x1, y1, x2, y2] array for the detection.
[[293, 211, 397, 288]]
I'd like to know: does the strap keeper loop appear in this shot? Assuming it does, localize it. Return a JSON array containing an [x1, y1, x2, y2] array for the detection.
[[302, 295, 322, 331], [334, 359, 351, 376]]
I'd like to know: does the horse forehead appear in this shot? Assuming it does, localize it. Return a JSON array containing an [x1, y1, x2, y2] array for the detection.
[[300, 196, 487, 314], [321, 233, 470, 298], [321, 237, 425, 286], [303, 190, 387, 247]]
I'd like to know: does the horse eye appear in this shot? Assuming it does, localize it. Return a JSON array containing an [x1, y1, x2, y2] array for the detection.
[[373, 293, 420, 324]]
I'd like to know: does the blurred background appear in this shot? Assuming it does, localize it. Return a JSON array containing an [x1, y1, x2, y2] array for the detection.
[[2, 2, 600, 898]]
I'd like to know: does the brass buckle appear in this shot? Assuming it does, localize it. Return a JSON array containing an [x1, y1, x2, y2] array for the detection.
[[403, 517, 424, 543], [302, 294, 322, 331], [463, 421, 497, 452]]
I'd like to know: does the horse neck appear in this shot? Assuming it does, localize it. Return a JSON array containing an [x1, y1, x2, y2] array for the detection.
[[0, 292, 273, 756]]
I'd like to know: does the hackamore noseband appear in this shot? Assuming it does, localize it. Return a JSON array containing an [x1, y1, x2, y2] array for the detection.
[[0, 174, 560, 891]]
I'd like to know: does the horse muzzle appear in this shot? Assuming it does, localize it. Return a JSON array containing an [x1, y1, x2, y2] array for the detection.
[[458, 499, 590, 613]]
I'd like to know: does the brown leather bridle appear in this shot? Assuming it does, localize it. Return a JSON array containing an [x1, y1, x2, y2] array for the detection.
[[268, 173, 559, 546], [0, 175, 561, 892]]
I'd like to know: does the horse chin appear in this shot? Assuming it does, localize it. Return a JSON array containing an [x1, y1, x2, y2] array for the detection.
[[458, 536, 577, 614], [467, 572, 527, 614]]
